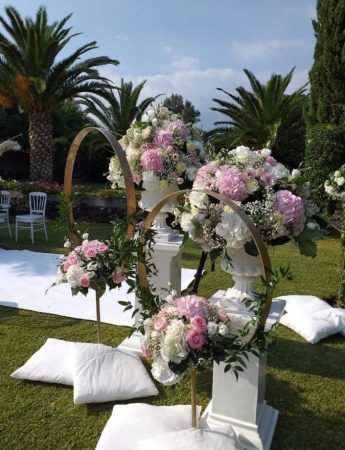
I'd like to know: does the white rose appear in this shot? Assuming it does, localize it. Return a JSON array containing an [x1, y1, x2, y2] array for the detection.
[[261, 148, 271, 157], [291, 169, 301, 177], [324, 184, 335, 195], [141, 113, 150, 123], [64, 240, 71, 248], [82, 233, 89, 240], [306, 222, 318, 230], [142, 126, 152, 140], [334, 171, 341, 177], [336, 177, 345, 186], [151, 356, 182, 386], [219, 324, 229, 336], [207, 322, 218, 336], [246, 178, 259, 193]]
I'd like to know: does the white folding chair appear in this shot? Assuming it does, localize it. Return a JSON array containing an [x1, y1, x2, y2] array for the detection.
[[16, 192, 48, 244], [0, 190, 12, 237]]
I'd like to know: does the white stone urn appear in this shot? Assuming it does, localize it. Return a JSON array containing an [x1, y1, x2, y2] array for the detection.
[[220, 245, 263, 310], [139, 178, 180, 242]]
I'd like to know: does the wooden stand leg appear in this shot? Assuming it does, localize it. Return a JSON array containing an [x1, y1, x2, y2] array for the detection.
[[191, 369, 197, 428], [96, 291, 101, 343]]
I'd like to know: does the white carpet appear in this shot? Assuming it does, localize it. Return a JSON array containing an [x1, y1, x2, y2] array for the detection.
[[0, 249, 197, 326]]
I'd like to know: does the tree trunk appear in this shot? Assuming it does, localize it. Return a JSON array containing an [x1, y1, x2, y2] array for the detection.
[[29, 111, 54, 181]]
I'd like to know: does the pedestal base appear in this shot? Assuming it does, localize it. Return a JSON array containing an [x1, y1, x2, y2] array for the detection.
[[117, 331, 142, 354], [202, 401, 278, 450]]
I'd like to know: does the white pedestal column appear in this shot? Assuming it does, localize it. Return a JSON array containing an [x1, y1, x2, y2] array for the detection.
[[118, 234, 184, 354], [202, 291, 285, 450]]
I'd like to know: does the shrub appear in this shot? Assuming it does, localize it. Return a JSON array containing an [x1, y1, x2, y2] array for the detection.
[[304, 124, 344, 206]]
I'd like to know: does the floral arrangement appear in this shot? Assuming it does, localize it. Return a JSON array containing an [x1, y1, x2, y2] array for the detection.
[[107, 106, 208, 192], [55, 218, 146, 297], [0, 139, 20, 156], [324, 165, 345, 200], [0, 177, 61, 194], [140, 292, 262, 385], [177, 146, 321, 257]]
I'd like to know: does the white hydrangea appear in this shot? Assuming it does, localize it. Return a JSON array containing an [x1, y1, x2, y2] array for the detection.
[[215, 210, 251, 249], [66, 263, 84, 288], [207, 322, 218, 336], [180, 212, 193, 233], [160, 319, 189, 364], [151, 356, 182, 386], [218, 324, 229, 336], [189, 189, 209, 209]]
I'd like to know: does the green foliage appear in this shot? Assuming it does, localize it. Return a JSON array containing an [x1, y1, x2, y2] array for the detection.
[[0, 6, 119, 113], [309, 0, 345, 127], [304, 124, 343, 205], [82, 79, 161, 139], [210, 69, 306, 168], [163, 93, 201, 124]]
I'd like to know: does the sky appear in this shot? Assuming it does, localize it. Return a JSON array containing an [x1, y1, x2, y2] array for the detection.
[[1, 0, 316, 128]]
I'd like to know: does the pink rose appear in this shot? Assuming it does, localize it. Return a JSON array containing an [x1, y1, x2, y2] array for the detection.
[[84, 247, 96, 259], [98, 243, 108, 254], [67, 254, 79, 265], [190, 315, 207, 333], [62, 261, 70, 272], [154, 316, 168, 331], [265, 156, 277, 166], [186, 330, 204, 349], [112, 272, 125, 284], [80, 275, 90, 288]]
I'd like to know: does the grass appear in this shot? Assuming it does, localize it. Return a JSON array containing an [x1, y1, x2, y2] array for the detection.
[[0, 223, 344, 449]]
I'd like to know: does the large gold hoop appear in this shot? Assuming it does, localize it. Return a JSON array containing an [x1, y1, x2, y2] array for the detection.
[[137, 189, 273, 338], [63, 127, 137, 244]]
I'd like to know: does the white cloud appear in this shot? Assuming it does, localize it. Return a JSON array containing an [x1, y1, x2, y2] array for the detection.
[[101, 66, 309, 129], [114, 34, 129, 43], [159, 41, 173, 53], [169, 57, 200, 71], [231, 39, 313, 61]]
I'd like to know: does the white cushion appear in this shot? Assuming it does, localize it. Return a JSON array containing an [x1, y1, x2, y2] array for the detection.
[[95, 404, 200, 450], [11, 338, 76, 385], [73, 343, 158, 404], [334, 308, 345, 336], [137, 428, 242, 450], [280, 304, 342, 344], [274, 295, 327, 314]]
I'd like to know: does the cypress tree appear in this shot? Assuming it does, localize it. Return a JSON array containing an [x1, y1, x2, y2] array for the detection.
[[309, 0, 345, 127]]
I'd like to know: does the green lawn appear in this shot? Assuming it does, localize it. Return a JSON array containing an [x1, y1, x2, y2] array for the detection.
[[0, 223, 344, 450]]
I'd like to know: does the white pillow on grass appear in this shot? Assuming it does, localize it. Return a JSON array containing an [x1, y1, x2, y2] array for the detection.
[[334, 308, 345, 336], [73, 343, 158, 404], [274, 295, 327, 314], [11, 338, 76, 385], [136, 428, 243, 450], [95, 404, 200, 450], [280, 304, 342, 344]]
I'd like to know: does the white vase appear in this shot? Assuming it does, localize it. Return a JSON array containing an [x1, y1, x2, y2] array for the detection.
[[139, 181, 180, 242], [220, 246, 263, 311]]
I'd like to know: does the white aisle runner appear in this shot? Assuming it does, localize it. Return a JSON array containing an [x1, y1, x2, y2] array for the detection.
[[0, 249, 197, 326]]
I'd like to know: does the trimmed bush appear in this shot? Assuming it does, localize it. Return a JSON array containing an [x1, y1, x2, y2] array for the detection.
[[304, 124, 344, 206]]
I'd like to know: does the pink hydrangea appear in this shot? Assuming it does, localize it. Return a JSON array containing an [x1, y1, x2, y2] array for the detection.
[[140, 149, 164, 173], [265, 156, 277, 166], [276, 190, 305, 231], [186, 330, 204, 349], [174, 295, 208, 319], [194, 164, 217, 186], [164, 119, 190, 140], [153, 130, 174, 147], [215, 167, 249, 201]]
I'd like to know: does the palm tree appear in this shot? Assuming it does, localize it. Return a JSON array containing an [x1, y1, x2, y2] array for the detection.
[[210, 69, 307, 167], [0, 6, 119, 181], [82, 79, 161, 138]]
